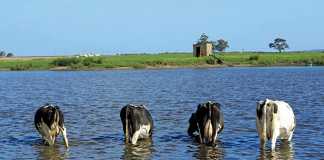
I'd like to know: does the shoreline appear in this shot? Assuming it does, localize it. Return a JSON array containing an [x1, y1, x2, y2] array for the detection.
[[0, 63, 317, 72], [0, 52, 323, 71]]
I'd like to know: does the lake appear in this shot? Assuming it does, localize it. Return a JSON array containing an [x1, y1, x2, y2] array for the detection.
[[0, 67, 323, 159]]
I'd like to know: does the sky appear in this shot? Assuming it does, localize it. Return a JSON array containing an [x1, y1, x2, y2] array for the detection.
[[0, 0, 323, 56]]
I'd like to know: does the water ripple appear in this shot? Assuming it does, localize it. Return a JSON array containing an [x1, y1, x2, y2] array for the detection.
[[0, 67, 323, 159]]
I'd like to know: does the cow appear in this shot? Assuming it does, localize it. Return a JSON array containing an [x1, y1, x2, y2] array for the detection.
[[34, 104, 69, 148], [120, 104, 154, 145], [256, 99, 296, 150], [188, 101, 224, 145]]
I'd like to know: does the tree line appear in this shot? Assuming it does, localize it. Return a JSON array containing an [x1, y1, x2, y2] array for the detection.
[[0, 50, 14, 57], [198, 33, 289, 53]]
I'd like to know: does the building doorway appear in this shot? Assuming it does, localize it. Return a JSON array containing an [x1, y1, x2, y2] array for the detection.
[[196, 47, 200, 57]]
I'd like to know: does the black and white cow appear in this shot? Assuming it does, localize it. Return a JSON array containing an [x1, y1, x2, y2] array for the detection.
[[256, 99, 296, 150], [120, 104, 154, 145], [188, 101, 224, 145], [34, 104, 69, 147]]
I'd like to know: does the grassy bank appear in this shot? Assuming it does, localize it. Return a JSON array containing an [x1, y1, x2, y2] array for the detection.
[[1, 52, 324, 71]]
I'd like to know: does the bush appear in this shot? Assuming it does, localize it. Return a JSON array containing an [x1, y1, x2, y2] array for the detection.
[[312, 57, 324, 65], [249, 55, 260, 61], [52, 57, 81, 66], [51, 57, 103, 68], [132, 64, 146, 69], [145, 60, 166, 66], [0, 51, 6, 57], [303, 59, 313, 65], [258, 59, 275, 66], [82, 57, 103, 66], [206, 56, 223, 65], [206, 58, 216, 65], [10, 64, 32, 71], [82, 58, 92, 66], [105, 64, 115, 69], [6, 53, 14, 57], [70, 63, 83, 70]]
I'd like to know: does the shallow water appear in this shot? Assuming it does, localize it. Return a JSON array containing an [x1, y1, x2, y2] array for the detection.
[[0, 67, 323, 159]]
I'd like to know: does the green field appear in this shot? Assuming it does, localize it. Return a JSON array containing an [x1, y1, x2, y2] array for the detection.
[[218, 52, 324, 66], [1, 52, 324, 71]]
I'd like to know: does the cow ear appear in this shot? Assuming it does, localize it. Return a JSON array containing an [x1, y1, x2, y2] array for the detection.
[[273, 104, 278, 114]]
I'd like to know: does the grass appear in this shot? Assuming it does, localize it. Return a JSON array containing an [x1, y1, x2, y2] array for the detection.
[[0, 58, 53, 71], [217, 52, 324, 66], [101, 53, 212, 68], [0, 52, 324, 71]]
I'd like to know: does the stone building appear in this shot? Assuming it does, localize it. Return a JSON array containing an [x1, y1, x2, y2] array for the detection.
[[193, 42, 213, 57]]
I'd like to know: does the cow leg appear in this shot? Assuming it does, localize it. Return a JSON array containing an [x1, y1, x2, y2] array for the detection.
[[44, 134, 55, 146], [212, 132, 218, 145], [288, 132, 294, 141], [259, 138, 266, 149], [271, 137, 277, 150], [52, 136, 56, 145], [131, 130, 140, 145], [60, 126, 69, 148], [212, 124, 221, 145], [37, 122, 59, 146], [271, 131, 279, 150]]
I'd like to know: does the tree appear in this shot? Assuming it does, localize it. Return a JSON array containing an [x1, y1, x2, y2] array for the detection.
[[212, 39, 229, 52], [269, 38, 289, 53], [6, 53, 14, 57], [198, 33, 209, 43], [0, 51, 6, 57]]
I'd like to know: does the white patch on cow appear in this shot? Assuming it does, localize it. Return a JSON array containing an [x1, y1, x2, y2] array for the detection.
[[131, 124, 151, 145], [256, 99, 296, 150]]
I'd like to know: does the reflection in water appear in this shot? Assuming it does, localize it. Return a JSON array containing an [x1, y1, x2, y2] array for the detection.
[[34, 143, 68, 160], [193, 142, 225, 160], [121, 139, 154, 160], [258, 142, 294, 160]]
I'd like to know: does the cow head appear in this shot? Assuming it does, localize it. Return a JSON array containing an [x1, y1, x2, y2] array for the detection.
[[256, 99, 279, 140], [188, 101, 224, 145]]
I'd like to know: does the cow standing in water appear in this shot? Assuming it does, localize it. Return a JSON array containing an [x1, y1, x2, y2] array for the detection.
[[256, 99, 296, 150], [188, 101, 224, 145], [120, 104, 154, 145], [34, 104, 69, 148]]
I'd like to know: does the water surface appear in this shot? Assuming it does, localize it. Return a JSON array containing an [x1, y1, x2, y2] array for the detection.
[[0, 67, 323, 159]]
